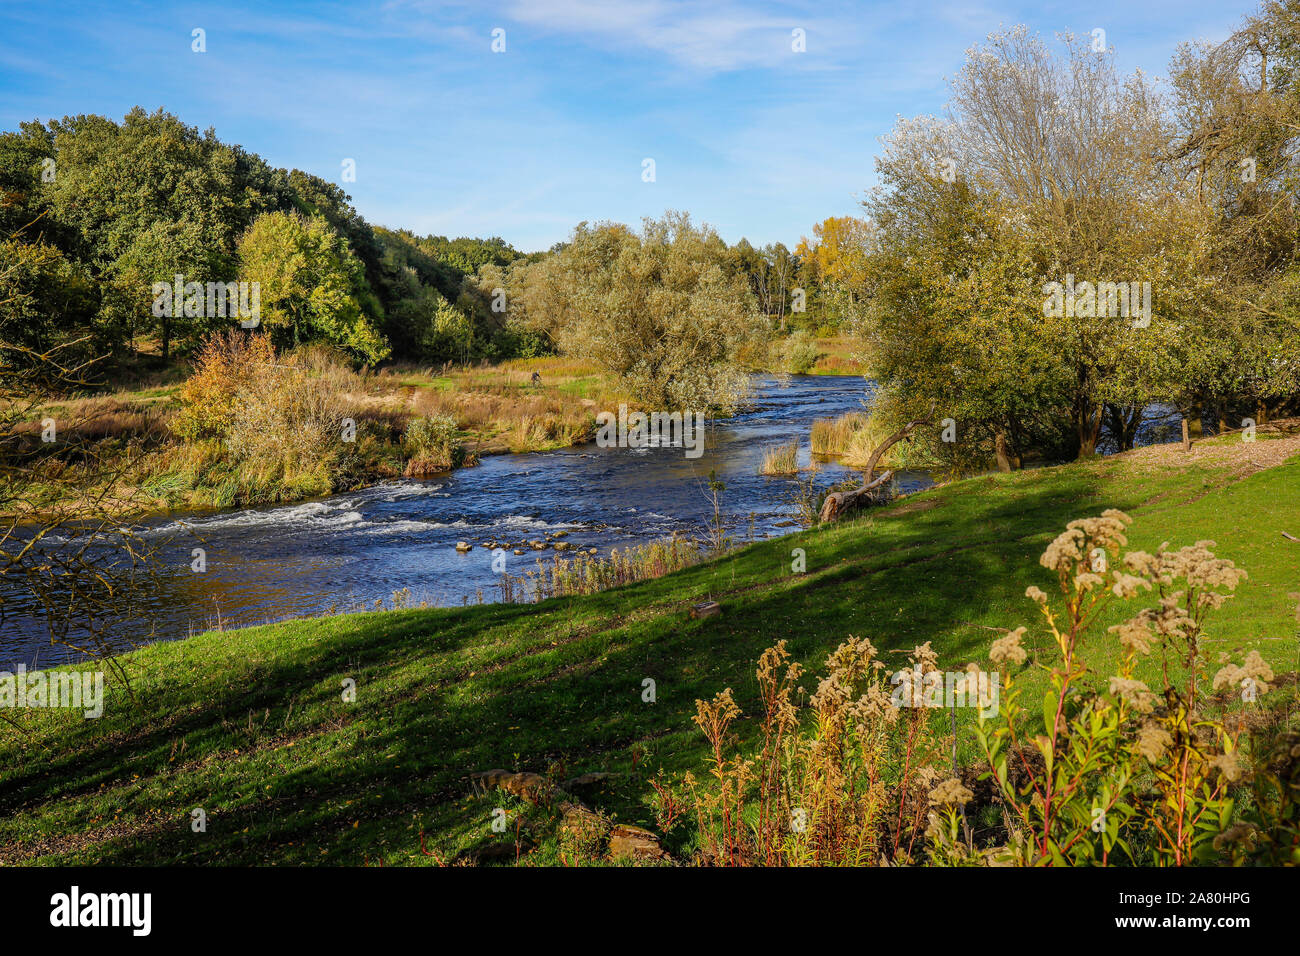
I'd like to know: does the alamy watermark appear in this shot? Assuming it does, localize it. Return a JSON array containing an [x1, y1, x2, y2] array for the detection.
[[152, 274, 260, 327], [0, 664, 104, 718], [1042, 274, 1151, 328], [890, 666, 1000, 718]]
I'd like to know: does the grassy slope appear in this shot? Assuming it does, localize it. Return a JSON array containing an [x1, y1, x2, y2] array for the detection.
[[2, 442, 1298, 864]]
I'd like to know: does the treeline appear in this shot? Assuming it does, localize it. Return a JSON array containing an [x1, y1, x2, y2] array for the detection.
[[0, 107, 536, 370], [0, 108, 854, 397], [842, 2, 1300, 466]]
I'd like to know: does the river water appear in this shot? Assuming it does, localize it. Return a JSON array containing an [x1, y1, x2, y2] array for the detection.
[[3, 374, 938, 670]]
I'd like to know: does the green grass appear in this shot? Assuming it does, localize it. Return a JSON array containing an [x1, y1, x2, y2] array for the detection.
[[2, 450, 1298, 864]]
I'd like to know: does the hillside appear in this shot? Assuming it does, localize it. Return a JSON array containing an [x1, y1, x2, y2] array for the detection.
[[2, 427, 1298, 865]]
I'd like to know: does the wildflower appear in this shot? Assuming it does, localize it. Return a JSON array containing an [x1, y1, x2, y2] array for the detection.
[[1041, 528, 1086, 572], [1135, 721, 1172, 761], [990, 627, 1028, 667], [1212, 650, 1274, 697], [1210, 750, 1244, 783], [1123, 550, 1160, 577], [852, 683, 900, 723], [1212, 822, 1255, 852], [1025, 585, 1048, 604], [1109, 619, 1153, 656], [910, 641, 939, 671], [916, 765, 941, 790], [1110, 572, 1149, 599], [1108, 676, 1156, 712], [928, 777, 974, 807], [1074, 572, 1104, 592]]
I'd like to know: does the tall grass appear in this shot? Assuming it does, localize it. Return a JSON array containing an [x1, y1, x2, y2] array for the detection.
[[810, 411, 870, 456], [759, 440, 800, 475], [500, 536, 705, 601], [810, 411, 927, 470]]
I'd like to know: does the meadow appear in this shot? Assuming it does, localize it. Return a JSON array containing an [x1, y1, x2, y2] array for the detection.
[[2, 427, 1295, 864]]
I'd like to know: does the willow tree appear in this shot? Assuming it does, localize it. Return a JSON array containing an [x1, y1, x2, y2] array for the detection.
[[502, 212, 766, 412], [863, 27, 1204, 462], [1161, 0, 1300, 428]]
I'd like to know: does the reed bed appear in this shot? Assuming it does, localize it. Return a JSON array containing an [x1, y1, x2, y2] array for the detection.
[[759, 440, 800, 475], [500, 536, 705, 602], [809, 411, 914, 468], [809, 411, 870, 456]]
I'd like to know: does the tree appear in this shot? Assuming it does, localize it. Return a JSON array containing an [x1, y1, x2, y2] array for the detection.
[[861, 27, 1213, 463], [236, 211, 389, 363], [504, 213, 765, 411]]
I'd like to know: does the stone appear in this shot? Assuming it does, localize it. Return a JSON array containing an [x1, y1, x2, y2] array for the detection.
[[690, 601, 721, 619], [607, 824, 670, 862], [455, 541, 472, 552]]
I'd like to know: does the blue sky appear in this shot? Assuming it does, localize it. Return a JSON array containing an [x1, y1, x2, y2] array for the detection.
[[0, 0, 1253, 252]]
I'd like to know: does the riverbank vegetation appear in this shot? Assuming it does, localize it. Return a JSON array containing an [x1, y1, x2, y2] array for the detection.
[[0, 108, 864, 515], [12, 347, 630, 515], [1, 431, 1296, 864], [822, 5, 1300, 473]]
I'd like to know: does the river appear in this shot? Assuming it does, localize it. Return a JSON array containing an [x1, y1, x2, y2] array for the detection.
[[3, 374, 939, 670]]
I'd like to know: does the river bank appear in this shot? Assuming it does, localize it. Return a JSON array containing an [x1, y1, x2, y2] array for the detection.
[[3, 431, 1296, 864], [3, 375, 914, 669], [18, 339, 869, 523], [15, 356, 630, 520]]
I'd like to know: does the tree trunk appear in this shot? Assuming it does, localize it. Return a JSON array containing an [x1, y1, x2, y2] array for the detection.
[[995, 431, 1013, 472], [1181, 417, 1191, 452], [1076, 403, 1102, 459], [819, 470, 895, 523], [819, 408, 934, 522]]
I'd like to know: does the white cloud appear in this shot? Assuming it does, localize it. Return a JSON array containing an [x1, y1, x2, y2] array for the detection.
[[500, 0, 821, 71]]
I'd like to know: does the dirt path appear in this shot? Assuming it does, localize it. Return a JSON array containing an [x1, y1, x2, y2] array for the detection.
[[1115, 418, 1300, 473]]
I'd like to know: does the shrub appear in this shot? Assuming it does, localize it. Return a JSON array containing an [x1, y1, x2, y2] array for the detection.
[[782, 330, 821, 375], [174, 332, 363, 496], [225, 361, 353, 470], [172, 331, 277, 442], [403, 414, 465, 475]]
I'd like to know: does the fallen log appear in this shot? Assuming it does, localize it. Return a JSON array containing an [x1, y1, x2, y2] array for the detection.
[[819, 408, 934, 523], [818, 469, 894, 523]]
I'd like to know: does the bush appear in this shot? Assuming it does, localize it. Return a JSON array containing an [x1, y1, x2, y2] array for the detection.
[[782, 330, 821, 374], [403, 414, 465, 475], [174, 331, 362, 497], [172, 331, 277, 442]]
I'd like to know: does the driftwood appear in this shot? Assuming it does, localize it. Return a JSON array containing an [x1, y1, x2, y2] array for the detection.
[[819, 409, 934, 523], [818, 469, 895, 523]]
